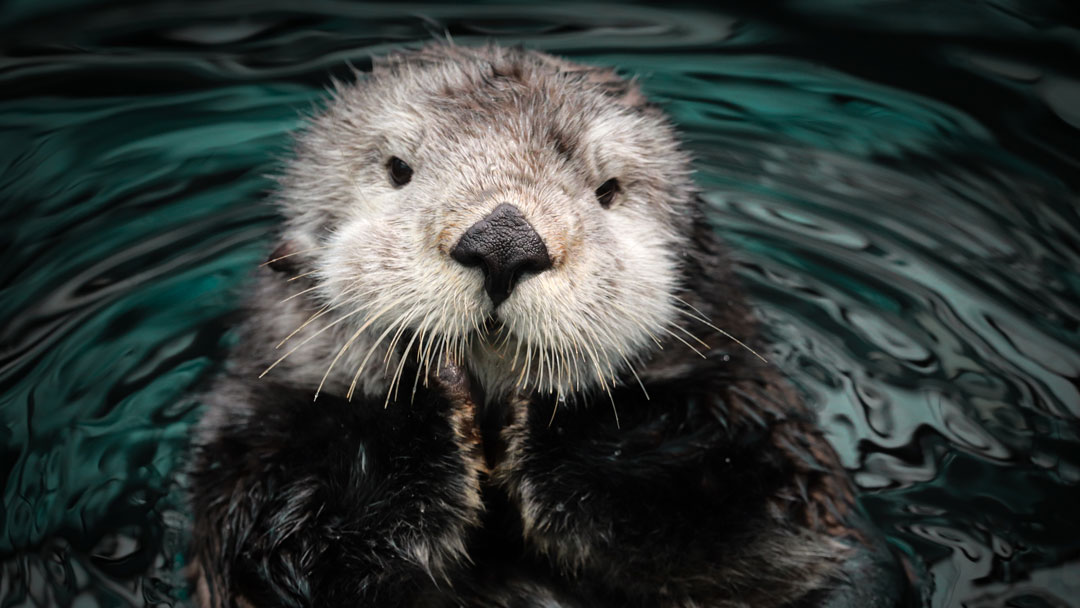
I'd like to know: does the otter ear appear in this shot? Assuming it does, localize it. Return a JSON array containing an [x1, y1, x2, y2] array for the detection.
[[264, 240, 300, 273], [534, 54, 648, 109]]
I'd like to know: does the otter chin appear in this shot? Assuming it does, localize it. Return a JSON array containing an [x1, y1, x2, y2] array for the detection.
[[188, 43, 912, 608]]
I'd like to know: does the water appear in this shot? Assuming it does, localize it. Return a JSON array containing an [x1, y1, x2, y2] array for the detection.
[[2, 2, 1078, 606]]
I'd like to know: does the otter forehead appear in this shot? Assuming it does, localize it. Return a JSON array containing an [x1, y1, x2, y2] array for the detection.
[[273, 44, 698, 401], [316, 46, 687, 194]]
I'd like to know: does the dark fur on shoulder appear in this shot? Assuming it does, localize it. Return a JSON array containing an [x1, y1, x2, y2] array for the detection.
[[187, 45, 911, 608]]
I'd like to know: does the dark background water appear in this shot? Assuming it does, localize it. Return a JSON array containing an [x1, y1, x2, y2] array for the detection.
[[2, 1, 1079, 606]]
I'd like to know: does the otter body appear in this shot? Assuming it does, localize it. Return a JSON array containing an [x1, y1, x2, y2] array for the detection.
[[188, 45, 908, 607]]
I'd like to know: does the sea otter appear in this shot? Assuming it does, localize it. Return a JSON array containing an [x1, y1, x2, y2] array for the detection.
[[187, 43, 909, 607]]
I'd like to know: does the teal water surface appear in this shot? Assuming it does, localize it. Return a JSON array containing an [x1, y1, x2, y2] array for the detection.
[[2, 2, 1079, 606]]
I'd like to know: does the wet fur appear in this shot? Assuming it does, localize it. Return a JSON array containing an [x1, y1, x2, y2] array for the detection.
[[188, 44, 907, 607]]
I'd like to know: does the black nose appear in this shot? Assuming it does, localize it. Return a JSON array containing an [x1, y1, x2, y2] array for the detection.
[[450, 203, 552, 307]]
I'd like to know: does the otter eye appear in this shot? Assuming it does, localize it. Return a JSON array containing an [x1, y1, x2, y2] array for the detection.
[[388, 156, 413, 187], [595, 178, 620, 208]]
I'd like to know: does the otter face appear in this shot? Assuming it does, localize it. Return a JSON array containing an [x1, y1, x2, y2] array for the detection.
[[274, 45, 696, 402]]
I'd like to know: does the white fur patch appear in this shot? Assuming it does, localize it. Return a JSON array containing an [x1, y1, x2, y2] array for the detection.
[[264, 44, 696, 403]]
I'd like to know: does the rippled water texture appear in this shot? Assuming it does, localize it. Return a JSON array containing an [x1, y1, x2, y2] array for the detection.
[[2, 2, 1079, 606]]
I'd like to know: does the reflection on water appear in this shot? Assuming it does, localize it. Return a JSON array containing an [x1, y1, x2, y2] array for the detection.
[[1, 2, 1078, 606]]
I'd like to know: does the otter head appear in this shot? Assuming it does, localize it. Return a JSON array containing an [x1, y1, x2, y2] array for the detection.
[[272, 44, 697, 402]]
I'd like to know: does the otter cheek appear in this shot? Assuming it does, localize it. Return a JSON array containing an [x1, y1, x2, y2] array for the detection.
[[323, 217, 394, 293]]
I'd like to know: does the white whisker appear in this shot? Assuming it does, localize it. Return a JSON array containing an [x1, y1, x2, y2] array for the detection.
[[316, 301, 401, 401], [260, 304, 368, 378], [259, 245, 329, 268], [672, 306, 768, 363]]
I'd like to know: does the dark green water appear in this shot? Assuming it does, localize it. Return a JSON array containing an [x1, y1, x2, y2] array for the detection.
[[2, 2, 1079, 606]]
